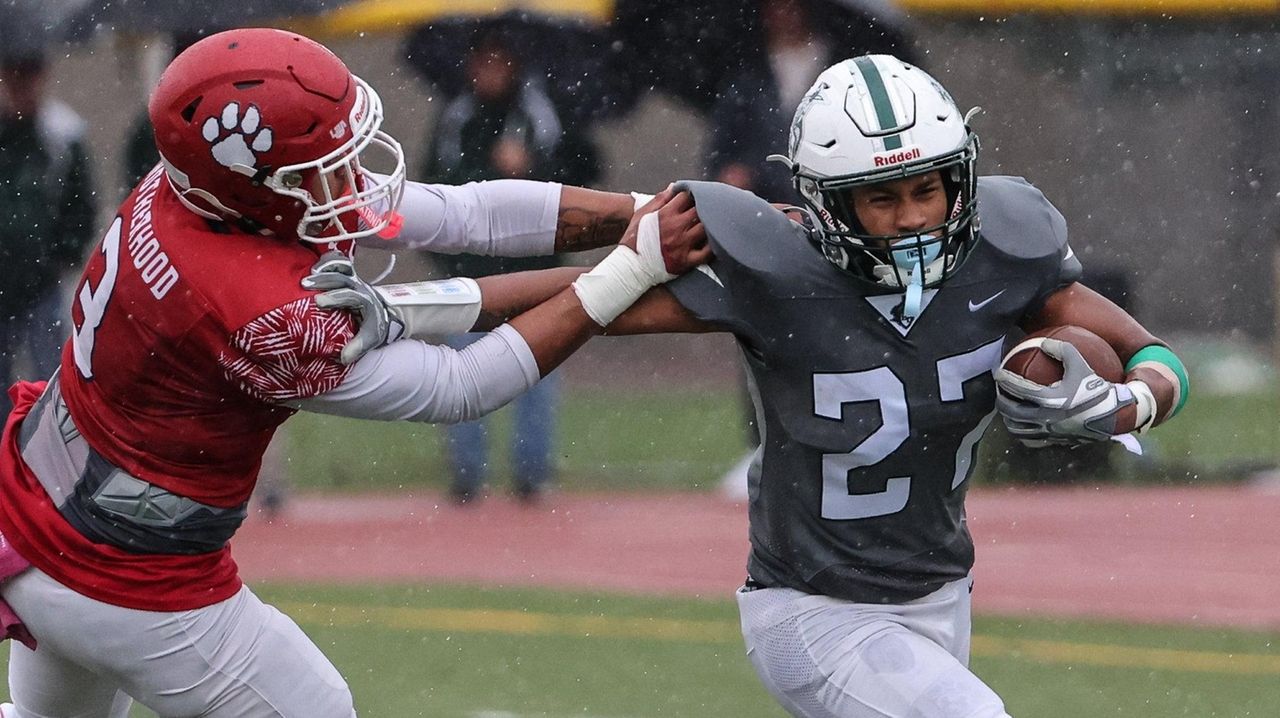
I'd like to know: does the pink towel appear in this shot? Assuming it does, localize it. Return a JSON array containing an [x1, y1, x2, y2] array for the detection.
[[0, 532, 34, 650]]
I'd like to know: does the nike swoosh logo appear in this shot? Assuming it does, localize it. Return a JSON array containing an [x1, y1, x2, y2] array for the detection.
[[968, 290, 1005, 312]]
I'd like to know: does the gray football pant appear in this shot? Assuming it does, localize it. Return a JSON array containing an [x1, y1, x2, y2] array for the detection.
[[736, 577, 1011, 718], [2, 567, 354, 717]]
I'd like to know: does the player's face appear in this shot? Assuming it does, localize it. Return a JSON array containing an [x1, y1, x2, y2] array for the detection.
[[848, 171, 948, 244], [304, 165, 355, 204], [300, 162, 359, 238]]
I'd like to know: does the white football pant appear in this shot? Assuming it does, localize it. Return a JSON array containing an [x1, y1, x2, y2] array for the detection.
[[1, 567, 355, 717], [736, 577, 1011, 718]]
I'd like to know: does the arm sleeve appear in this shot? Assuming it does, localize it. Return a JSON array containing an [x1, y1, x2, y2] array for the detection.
[[662, 181, 799, 350], [666, 261, 765, 349], [362, 177, 561, 257], [1027, 194, 1084, 314], [290, 324, 542, 424]]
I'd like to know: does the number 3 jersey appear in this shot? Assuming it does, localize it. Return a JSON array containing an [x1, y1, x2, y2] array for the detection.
[[666, 177, 1081, 604], [0, 166, 357, 610]]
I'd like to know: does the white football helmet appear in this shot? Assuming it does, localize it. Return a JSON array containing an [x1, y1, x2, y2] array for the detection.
[[773, 55, 979, 298]]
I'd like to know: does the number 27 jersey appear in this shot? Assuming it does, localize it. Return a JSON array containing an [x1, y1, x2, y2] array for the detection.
[[666, 177, 1080, 603]]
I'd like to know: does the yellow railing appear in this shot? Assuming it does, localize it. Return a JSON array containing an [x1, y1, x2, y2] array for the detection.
[[901, 0, 1277, 14], [287, 0, 612, 38], [286, 0, 1277, 38]]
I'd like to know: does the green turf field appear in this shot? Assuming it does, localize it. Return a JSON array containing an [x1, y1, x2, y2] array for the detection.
[[41, 582, 1272, 717], [285, 387, 1277, 493], [285, 389, 751, 493]]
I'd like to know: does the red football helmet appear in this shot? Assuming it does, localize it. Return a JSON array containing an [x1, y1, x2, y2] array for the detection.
[[149, 27, 405, 243]]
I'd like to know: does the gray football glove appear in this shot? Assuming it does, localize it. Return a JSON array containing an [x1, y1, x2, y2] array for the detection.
[[994, 337, 1136, 447], [302, 252, 483, 365], [301, 252, 402, 365]]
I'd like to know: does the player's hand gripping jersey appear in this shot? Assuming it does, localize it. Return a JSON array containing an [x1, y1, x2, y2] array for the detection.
[[0, 167, 358, 610], [666, 178, 1081, 603]]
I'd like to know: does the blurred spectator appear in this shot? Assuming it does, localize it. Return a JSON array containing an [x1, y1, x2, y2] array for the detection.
[[0, 43, 96, 419], [707, 0, 922, 203], [422, 20, 601, 505], [123, 100, 157, 192], [123, 30, 220, 193]]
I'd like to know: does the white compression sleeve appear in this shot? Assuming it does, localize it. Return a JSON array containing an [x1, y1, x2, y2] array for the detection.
[[290, 324, 541, 424], [359, 177, 560, 257]]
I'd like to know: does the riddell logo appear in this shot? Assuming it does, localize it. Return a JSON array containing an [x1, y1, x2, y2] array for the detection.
[[350, 89, 368, 126], [873, 146, 922, 167]]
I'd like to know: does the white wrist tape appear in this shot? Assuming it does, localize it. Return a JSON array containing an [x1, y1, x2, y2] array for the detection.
[[630, 191, 655, 213], [374, 277, 482, 338], [634, 210, 677, 282], [571, 213, 676, 326], [571, 246, 654, 326], [1125, 379, 1157, 433]]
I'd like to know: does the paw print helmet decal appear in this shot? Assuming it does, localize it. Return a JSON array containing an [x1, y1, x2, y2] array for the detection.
[[149, 27, 406, 243]]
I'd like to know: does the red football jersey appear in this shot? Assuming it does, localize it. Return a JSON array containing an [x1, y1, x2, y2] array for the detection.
[[0, 166, 357, 610]]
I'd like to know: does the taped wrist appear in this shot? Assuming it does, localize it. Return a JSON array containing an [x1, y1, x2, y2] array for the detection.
[[1124, 379, 1157, 433], [374, 277, 482, 339], [1124, 344, 1189, 422], [571, 213, 675, 326]]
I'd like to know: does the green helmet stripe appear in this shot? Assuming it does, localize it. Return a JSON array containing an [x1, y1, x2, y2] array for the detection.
[[853, 56, 903, 151]]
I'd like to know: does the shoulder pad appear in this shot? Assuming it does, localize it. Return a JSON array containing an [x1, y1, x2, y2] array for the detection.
[[673, 180, 817, 276], [975, 176, 1069, 261]]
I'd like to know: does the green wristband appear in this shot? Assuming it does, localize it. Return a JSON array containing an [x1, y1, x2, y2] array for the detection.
[[1125, 345, 1189, 416]]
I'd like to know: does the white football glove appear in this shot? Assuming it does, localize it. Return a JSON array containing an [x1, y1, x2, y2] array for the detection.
[[994, 337, 1156, 447], [302, 252, 481, 365]]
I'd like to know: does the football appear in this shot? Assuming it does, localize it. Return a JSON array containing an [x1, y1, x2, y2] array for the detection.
[[1001, 325, 1124, 385]]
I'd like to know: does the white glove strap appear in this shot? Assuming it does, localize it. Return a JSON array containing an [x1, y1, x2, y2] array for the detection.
[[374, 277, 482, 339], [1126, 379, 1157, 433]]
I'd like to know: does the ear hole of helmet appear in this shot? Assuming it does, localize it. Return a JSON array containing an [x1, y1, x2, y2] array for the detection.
[[180, 97, 202, 122]]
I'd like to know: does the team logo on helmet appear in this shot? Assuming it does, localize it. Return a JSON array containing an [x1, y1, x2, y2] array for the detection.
[[790, 81, 829, 158], [201, 102, 273, 170]]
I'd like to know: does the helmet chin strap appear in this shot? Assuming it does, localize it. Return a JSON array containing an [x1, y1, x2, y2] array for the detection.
[[871, 237, 944, 319]]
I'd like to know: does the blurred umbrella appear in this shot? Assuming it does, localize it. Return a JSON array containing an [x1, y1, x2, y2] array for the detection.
[[59, 0, 350, 42], [402, 10, 617, 124], [609, 0, 919, 115], [0, 0, 70, 53], [291, 0, 611, 37]]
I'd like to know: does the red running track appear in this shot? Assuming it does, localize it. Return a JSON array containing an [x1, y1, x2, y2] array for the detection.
[[232, 485, 1280, 630]]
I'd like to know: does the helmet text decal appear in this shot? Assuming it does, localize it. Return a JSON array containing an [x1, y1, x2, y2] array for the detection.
[[873, 146, 922, 167]]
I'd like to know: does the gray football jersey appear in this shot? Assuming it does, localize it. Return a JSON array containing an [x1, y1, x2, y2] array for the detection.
[[667, 176, 1081, 603]]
